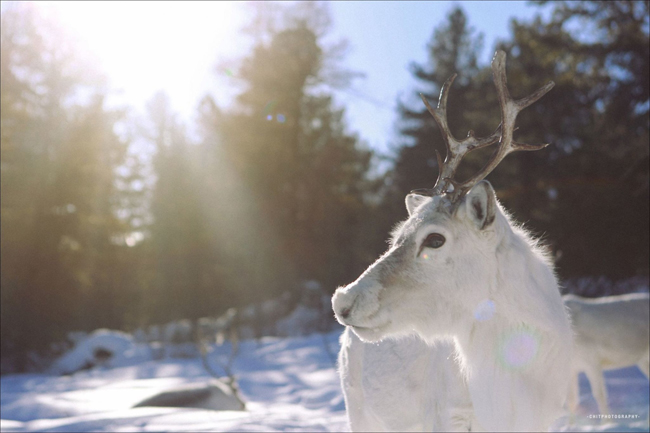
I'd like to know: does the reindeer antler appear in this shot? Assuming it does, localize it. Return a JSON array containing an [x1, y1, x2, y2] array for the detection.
[[414, 50, 554, 202]]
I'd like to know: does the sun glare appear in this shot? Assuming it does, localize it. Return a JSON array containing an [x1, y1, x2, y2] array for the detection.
[[40, 1, 246, 121]]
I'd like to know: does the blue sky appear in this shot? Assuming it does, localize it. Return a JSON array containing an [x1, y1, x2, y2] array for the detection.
[[31, 1, 552, 157], [328, 1, 551, 156]]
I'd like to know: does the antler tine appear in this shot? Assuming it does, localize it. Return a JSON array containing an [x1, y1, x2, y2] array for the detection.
[[418, 75, 501, 196], [434, 149, 444, 188], [448, 50, 554, 201], [420, 73, 457, 163]]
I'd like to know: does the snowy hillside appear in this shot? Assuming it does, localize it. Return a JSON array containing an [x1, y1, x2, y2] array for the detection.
[[1, 329, 648, 432]]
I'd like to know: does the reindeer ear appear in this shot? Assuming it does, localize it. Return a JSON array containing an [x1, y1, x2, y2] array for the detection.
[[405, 193, 428, 216], [463, 180, 496, 230]]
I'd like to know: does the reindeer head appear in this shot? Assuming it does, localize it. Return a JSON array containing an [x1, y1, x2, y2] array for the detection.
[[332, 51, 554, 343]]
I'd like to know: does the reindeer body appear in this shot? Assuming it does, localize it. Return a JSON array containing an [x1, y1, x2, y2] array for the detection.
[[333, 51, 573, 432], [564, 292, 650, 416]]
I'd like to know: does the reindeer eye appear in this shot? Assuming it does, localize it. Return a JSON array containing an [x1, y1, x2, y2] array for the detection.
[[423, 233, 445, 249]]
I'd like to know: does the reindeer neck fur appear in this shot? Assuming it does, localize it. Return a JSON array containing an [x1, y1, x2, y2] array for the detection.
[[390, 195, 572, 431], [448, 202, 571, 432]]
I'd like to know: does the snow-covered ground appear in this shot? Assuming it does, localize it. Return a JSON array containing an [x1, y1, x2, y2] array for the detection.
[[1, 329, 648, 432]]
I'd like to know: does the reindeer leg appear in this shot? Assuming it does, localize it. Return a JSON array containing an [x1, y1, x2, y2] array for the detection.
[[585, 366, 609, 418], [566, 370, 580, 424]]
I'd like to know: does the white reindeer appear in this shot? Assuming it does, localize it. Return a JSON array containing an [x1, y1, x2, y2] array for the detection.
[[333, 51, 573, 432], [563, 292, 649, 417]]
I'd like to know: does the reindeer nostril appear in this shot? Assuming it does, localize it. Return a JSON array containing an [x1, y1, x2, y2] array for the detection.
[[340, 307, 351, 319]]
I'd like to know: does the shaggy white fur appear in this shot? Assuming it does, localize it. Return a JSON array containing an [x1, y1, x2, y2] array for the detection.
[[338, 328, 474, 431], [333, 181, 573, 432]]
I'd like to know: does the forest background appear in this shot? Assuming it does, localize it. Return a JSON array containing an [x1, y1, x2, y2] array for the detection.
[[1, 1, 648, 372]]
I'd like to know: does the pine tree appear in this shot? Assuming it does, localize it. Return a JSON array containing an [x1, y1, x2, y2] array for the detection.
[[389, 7, 488, 219], [1, 3, 130, 367], [500, 1, 649, 279], [146, 92, 223, 322], [206, 2, 373, 304]]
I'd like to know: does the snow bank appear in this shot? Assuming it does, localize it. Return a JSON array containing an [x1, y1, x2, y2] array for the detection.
[[1, 329, 647, 432], [49, 329, 148, 375], [132, 379, 245, 411], [564, 276, 650, 298], [1, 331, 347, 432]]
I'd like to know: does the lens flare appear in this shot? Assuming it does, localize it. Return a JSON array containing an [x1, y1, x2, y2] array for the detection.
[[277, 113, 286, 123], [498, 327, 539, 370], [474, 299, 496, 321]]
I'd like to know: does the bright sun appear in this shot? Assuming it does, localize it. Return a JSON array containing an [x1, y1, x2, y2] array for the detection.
[[39, 1, 246, 121]]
